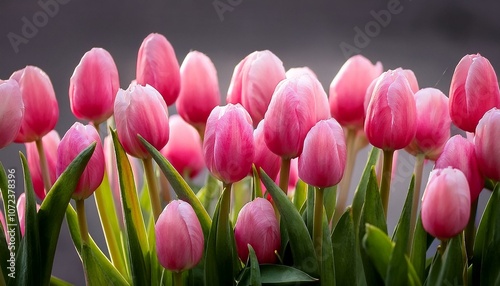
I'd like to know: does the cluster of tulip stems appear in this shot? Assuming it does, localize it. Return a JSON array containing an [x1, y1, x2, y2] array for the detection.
[[1, 32, 500, 286]]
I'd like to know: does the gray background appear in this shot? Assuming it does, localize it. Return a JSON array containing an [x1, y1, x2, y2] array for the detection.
[[1, 1, 499, 284]]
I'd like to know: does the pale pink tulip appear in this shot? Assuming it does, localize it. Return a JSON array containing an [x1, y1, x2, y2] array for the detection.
[[0, 79, 24, 148], [253, 120, 280, 180], [475, 108, 500, 181], [285, 67, 318, 79], [0, 210, 7, 240], [16, 193, 40, 237]]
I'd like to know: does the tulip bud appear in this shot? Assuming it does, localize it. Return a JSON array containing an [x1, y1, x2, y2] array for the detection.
[[136, 33, 181, 106], [449, 54, 500, 132], [405, 88, 451, 160], [176, 51, 220, 129], [56, 122, 105, 200], [253, 120, 280, 181], [10, 66, 59, 143], [203, 104, 254, 184], [364, 69, 417, 150], [0, 79, 24, 149], [475, 108, 500, 181], [69, 48, 120, 124], [421, 168, 471, 239], [114, 84, 170, 159], [329, 55, 383, 129], [285, 67, 317, 79], [435, 135, 483, 202], [160, 115, 204, 178], [298, 119, 347, 188], [16, 193, 41, 237], [155, 200, 204, 272], [227, 50, 286, 125], [25, 130, 60, 200], [235, 198, 280, 263], [264, 74, 330, 158]]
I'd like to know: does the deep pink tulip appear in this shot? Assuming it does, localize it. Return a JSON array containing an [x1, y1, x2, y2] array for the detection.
[[405, 88, 451, 160], [253, 120, 280, 180], [235, 198, 280, 264], [227, 50, 286, 125], [421, 168, 471, 239], [264, 74, 330, 159], [25, 130, 60, 200], [69, 48, 120, 124], [435, 135, 483, 202], [0, 79, 24, 149], [475, 108, 500, 181], [329, 55, 383, 129], [203, 104, 254, 184], [160, 115, 205, 179], [364, 69, 417, 150], [155, 200, 204, 272], [176, 51, 220, 128], [286, 67, 318, 79], [136, 33, 181, 106], [298, 119, 346, 188], [114, 84, 170, 159], [56, 122, 105, 200], [449, 54, 500, 132], [16, 193, 40, 237], [10, 66, 59, 143]]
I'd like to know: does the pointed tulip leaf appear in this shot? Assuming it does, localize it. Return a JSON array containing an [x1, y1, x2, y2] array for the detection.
[[248, 245, 262, 286], [438, 234, 467, 286], [410, 213, 427, 283], [479, 184, 500, 285], [293, 180, 307, 211], [0, 163, 21, 254], [321, 211, 335, 286], [352, 147, 379, 232], [82, 243, 130, 285], [323, 186, 336, 224], [238, 265, 318, 285], [332, 207, 357, 286]]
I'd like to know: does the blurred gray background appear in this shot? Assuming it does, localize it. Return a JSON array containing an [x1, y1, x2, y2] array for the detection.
[[1, 1, 500, 284]]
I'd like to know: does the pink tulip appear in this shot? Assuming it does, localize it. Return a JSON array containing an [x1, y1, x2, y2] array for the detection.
[[235, 198, 280, 264], [56, 122, 105, 200], [253, 120, 280, 180], [364, 69, 417, 150], [155, 200, 204, 272], [227, 50, 286, 125], [16, 193, 41, 237], [435, 135, 483, 202], [114, 84, 170, 159], [0, 79, 24, 148], [405, 88, 451, 160], [298, 119, 346, 188], [176, 51, 220, 128], [69, 48, 120, 124], [25, 130, 60, 200], [10, 66, 59, 143], [421, 168, 471, 239], [264, 74, 330, 159], [286, 67, 318, 79], [160, 115, 205, 179], [449, 54, 500, 132], [329, 55, 383, 129], [203, 104, 254, 184], [0, 210, 7, 240], [136, 33, 181, 106], [475, 108, 500, 181]]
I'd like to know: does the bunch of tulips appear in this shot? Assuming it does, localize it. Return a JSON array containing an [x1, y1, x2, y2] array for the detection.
[[1, 32, 500, 286]]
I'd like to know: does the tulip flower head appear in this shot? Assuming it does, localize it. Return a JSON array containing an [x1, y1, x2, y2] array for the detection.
[[475, 108, 500, 181], [421, 167, 471, 239], [285, 67, 318, 79], [0, 210, 6, 240], [0, 79, 24, 149], [16, 193, 41, 237], [253, 120, 280, 181], [155, 200, 204, 272]]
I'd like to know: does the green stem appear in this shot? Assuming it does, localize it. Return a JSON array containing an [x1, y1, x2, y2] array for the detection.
[[159, 172, 172, 203], [221, 183, 232, 222], [35, 138, 52, 195], [76, 199, 89, 245], [408, 153, 425, 252], [143, 157, 162, 221], [333, 128, 356, 225], [465, 199, 478, 262], [380, 150, 394, 219], [438, 239, 448, 256], [173, 271, 183, 286], [279, 158, 291, 194], [313, 187, 324, 271]]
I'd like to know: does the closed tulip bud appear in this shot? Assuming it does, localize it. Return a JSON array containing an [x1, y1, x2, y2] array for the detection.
[[329, 55, 383, 129], [69, 48, 120, 124], [449, 54, 500, 132], [398, 68, 419, 93], [176, 51, 220, 128], [475, 108, 500, 181], [264, 74, 330, 158], [114, 84, 170, 159], [364, 69, 417, 150], [56, 122, 105, 200], [435, 135, 483, 202], [235, 198, 280, 264], [253, 120, 280, 180], [136, 33, 181, 106], [405, 88, 451, 160], [285, 67, 318, 79], [227, 50, 286, 125], [10, 66, 59, 143], [160, 115, 204, 178], [0, 79, 24, 149], [155, 200, 204, 272], [203, 104, 254, 183], [298, 119, 347, 188], [421, 168, 471, 239], [25, 130, 60, 200], [16, 193, 40, 237]]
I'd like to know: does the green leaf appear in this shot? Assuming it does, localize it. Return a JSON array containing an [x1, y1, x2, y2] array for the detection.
[[0, 217, 8, 284], [261, 169, 319, 277], [37, 143, 96, 286], [0, 163, 21, 255], [478, 183, 500, 285], [323, 186, 336, 224], [252, 165, 263, 200], [439, 234, 467, 286], [293, 180, 307, 211], [321, 211, 335, 286], [82, 243, 130, 285], [410, 213, 427, 283], [332, 207, 356, 286], [248, 245, 262, 286], [197, 173, 221, 217], [238, 265, 318, 285], [50, 276, 74, 286], [140, 136, 212, 239]]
